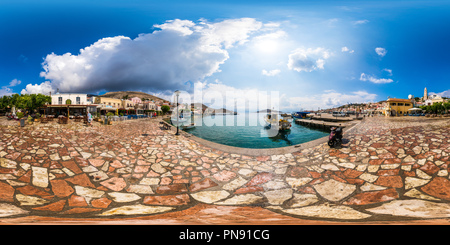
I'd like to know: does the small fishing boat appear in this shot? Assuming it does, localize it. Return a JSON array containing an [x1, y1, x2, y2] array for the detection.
[[264, 113, 291, 131], [293, 111, 311, 119], [181, 123, 195, 130]]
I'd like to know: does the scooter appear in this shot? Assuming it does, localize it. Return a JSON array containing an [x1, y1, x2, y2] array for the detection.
[[328, 126, 343, 147]]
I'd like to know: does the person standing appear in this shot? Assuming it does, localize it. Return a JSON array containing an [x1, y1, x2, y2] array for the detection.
[[87, 111, 92, 126]]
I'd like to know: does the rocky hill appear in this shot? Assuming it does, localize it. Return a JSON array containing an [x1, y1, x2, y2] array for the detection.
[[99, 91, 169, 103], [256, 109, 282, 113], [204, 107, 237, 115]]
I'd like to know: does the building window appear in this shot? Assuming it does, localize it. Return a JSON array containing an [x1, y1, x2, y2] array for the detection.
[[405, 104, 410, 106], [398, 103, 404, 106], [391, 103, 396, 106], [76, 97, 81, 104], [58, 97, 62, 105]]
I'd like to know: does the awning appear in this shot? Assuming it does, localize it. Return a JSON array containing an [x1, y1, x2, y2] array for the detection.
[[408, 108, 423, 111], [100, 107, 117, 111]]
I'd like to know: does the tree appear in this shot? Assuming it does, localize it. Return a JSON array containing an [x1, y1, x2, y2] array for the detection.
[[443, 102, 450, 114], [34, 94, 51, 110], [161, 105, 170, 115], [15, 94, 31, 110], [0, 96, 10, 110]]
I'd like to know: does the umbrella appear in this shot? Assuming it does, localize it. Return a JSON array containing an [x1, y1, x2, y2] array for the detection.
[[408, 108, 422, 111]]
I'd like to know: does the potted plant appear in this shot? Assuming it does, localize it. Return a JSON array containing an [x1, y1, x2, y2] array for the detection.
[[27, 115, 33, 125], [35, 113, 40, 122], [17, 112, 25, 127], [106, 112, 114, 125]]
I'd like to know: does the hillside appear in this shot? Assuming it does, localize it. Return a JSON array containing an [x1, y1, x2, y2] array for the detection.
[[99, 91, 169, 103], [256, 109, 282, 113], [191, 103, 209, 113], [207, 108, 237, 115]]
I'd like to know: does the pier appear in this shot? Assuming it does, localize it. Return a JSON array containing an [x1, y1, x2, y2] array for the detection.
[[295, 119, 357, 130], [295, 113, 361, 130]]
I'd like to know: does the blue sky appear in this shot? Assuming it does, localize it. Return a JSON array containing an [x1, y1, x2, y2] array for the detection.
[[1, 0, 450, 110]]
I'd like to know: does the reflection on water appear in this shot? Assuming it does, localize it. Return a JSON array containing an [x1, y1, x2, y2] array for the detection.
[[267, 129, 293, 145]]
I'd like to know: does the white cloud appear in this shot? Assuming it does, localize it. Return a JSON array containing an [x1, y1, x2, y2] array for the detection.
[[341, 46, 354, 53], [199, 18, 263, 49], [39, 18, 264, 94], [0, 87, 13, 97], [360, 73, 393, 84], [153, 19, 196, 36], [287, 47, 331, 72], [9, 79, 21, 87], [433, 89, 450, 98], [262, 69, 281, 76], [352, 20, 369, 25], [189, 81, 280, 113], [0, 79, 22, 96], [375, 47, 387, 57], [21, 81, 53, 95], [189, 81, 377, 112], [382, 68, 393, 76], [283, 90, 378, 111]]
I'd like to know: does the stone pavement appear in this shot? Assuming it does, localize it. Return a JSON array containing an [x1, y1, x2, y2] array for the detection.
[[0, 116, 450, 224]]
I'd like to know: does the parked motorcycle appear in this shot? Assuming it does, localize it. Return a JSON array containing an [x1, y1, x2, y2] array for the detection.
[[328, 126, 343, 147]]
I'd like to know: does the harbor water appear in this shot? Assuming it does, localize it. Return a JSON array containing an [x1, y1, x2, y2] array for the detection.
[[172, 113, 329, 149]]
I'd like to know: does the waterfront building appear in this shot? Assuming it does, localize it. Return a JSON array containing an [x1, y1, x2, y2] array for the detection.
[[130, 97, 142, 104], [122, 99, 136, 109], [48, 92, 97, 116], [52, 92, 88, 105], [142, 101, 157, 111], [94, 97, 122, 115], [383, 98, 414, 116]]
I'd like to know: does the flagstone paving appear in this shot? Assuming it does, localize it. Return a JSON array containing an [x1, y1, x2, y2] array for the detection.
[[0, 116, 450, 224]]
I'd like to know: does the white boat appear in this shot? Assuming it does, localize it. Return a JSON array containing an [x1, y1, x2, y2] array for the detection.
[[264, 113, 291, 131], [171, 118, 188, 125], [181, 123, 195, 130], [171, 107, 192, 125]]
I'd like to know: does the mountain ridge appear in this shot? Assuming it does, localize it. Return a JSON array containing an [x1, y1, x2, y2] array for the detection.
[[99, 91, 169, 103]]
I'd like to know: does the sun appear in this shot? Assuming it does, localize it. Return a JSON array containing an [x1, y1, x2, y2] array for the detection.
[[254, 38, 280, 54]]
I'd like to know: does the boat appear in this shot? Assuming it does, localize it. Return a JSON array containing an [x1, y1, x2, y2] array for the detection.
[[181, 123, 195, 130], [264, 113, 292, 131], [171, 106, 192, 125], [293, 111, 311, 119], [281, 113, 292, 118], [171, 117, 187, 124]]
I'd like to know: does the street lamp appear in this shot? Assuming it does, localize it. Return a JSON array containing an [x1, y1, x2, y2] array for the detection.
[[174, 90, 180, 136]]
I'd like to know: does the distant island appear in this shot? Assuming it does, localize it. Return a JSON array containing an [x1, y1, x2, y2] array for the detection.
[[204, 107, 237, 115], [256, 109, 283, 114]]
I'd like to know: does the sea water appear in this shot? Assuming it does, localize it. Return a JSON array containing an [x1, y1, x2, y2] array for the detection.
[[175, 113, 328, 149]]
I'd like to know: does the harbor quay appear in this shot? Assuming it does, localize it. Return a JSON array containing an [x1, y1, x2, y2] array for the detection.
[[1, 115, 450, 224]]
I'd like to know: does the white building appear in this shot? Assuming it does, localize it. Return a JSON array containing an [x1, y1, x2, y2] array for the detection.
[[143, 101, 157, 111], [425, 94, 445, 105], [52, 93, 88, 105], [48, 92, 97, 116]]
